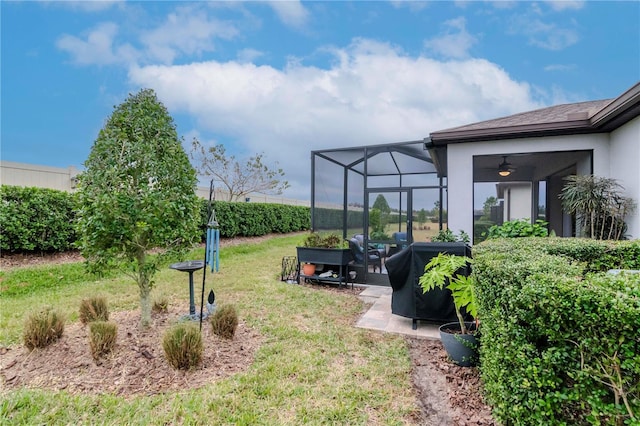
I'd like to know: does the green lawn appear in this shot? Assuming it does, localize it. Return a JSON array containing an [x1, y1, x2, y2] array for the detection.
[[0, 234, 418, 425]]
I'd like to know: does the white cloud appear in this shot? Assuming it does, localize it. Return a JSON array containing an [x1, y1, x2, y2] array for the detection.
[[424, 17, 478, 59], [266, 1, 310, 29], [41, 0, 124, 12], [509, 16, 579, 51], [544, 64, 576, 72], [140, 6, 238, 64], [56, 22, 138, 66], [237, 48, 264, 63], [544, 1, 585, 11], [128, 39, 541, 198]]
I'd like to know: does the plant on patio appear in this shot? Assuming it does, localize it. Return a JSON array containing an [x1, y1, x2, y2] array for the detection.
[[560, 174, 636, 240], [419, 253, 476, 334], [301, 232, 347, 249], [431, 229, 470, 243], [76, 88, 201, 328], [486, 218, 549, 239]]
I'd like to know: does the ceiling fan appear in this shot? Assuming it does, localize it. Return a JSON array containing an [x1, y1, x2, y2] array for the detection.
[[497, 156, 516, 177]]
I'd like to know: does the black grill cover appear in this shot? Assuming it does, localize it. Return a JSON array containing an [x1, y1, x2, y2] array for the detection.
[[386, 242, 472, 323]]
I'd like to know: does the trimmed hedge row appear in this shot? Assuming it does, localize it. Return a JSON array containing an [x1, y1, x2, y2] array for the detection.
[[1, 185, 310, 253], [199, 199, 310, 238], [0, 186, 78, 252], [473, 238, 640, 425]]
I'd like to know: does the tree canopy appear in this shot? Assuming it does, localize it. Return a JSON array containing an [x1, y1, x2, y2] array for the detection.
[[190, 141, 289, 202], [76, 88, 201, 327]]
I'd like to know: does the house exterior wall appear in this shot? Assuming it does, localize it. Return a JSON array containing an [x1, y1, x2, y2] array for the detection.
[[609, 115, 640, 238], [502, 183, 532, 221], [447, 133, 611, 241]]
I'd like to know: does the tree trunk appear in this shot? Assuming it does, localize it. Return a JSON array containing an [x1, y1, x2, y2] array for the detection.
[[136, 251, 152, 328]]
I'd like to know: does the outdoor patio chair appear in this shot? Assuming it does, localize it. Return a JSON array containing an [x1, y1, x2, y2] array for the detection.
[[348, 237, 382, 273], [353, 234, 386, 259]]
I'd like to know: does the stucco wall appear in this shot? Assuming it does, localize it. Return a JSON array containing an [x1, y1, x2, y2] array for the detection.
[[609, 115, 640, 238], [1, 161, 79, 191], [447, 133, 611, 241]]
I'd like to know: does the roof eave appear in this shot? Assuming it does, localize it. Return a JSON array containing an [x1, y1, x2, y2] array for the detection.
[[429, 119, 592, 145], [590, 82, 640, 131]]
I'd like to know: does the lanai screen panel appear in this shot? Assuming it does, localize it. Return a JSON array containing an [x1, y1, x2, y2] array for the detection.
[[311, 141, 440, 236], [313, 154, 347, 233]]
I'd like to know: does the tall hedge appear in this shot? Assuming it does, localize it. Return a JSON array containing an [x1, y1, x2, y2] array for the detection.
[[0, 185, 310, 253], [0, 185, 77, 252], [200, 200, 310, 238], [473, 238, 640, 425]]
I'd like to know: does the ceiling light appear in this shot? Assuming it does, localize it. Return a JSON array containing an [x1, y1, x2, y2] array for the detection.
[[498, 156, 513, 177]]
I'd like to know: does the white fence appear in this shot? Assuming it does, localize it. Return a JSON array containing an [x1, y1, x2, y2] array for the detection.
[[1, 161, 309, 207]]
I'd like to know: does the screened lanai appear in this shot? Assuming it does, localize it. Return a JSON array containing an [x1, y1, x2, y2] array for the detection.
[[311, 140, 446, 283]]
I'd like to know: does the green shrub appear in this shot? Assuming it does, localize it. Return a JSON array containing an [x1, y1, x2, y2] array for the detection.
[[23, 307, 65, 350], [162, 323, 203, 370], [301, 232, 347, 249], [201, 200, 310, 239], [431, 228, 469, 243], [473, 238, 640, 424], [209, 304, 239, 339], [88, 321, 117, 360], [79, 296, 109, 324], [0, 185, 77, 253], [486, 218, 549, 239]]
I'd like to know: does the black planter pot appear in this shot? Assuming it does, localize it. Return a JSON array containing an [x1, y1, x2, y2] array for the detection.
[[438, 321, 479, 367]]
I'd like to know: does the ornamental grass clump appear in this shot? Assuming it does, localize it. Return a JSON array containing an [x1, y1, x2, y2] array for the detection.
[[210, 304, 239, 340], [162, 323, 203, 370], [79, 296, 109, 324], [23, 307, 65, 350], [89, 321, 117, 360], [152, 296, 169, 313]]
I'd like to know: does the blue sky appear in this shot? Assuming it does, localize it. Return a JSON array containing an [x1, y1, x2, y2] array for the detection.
[[2, 0, 639, 199]]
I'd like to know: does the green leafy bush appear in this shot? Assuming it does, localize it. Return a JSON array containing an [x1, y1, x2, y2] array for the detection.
[[89, 321, 117, 360], [301, 232, 347, 248], [202, 200, 310, 239], [23, 307, 65, 350], [431, 229, 470, 243], [210, 304, 239, 339], [0, 185, 77, 253], [162, 323, 203, 370], [79, 296, 109, 324], [473, 238, 640, 424], [486, 218, 549, 239]]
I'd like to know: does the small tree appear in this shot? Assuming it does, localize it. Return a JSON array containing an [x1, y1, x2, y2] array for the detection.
[[76, 88, 201, 327], [190, 140, 289, 202], [560, 175, 636, 240]]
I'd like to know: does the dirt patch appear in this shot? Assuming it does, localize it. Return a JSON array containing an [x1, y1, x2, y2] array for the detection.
[[408, 337, 495, 425], [0, 309, 262, 396]]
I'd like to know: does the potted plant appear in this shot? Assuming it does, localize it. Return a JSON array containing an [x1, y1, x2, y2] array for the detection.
[[297, 232, 352, 285], [419, 252, 479, 366]]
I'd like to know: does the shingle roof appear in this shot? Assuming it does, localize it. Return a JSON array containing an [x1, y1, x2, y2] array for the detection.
[[428, 81, 640, 144], [436, 99, 612, 133]]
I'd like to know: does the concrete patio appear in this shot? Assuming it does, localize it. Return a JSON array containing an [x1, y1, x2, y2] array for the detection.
[[355, 285, 440, 339]]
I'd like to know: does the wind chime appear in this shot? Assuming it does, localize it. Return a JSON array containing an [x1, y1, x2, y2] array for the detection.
[[199, 180, 220, 330]]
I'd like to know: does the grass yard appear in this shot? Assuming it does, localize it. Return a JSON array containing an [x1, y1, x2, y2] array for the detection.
[[0, 234, 420, 425]]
